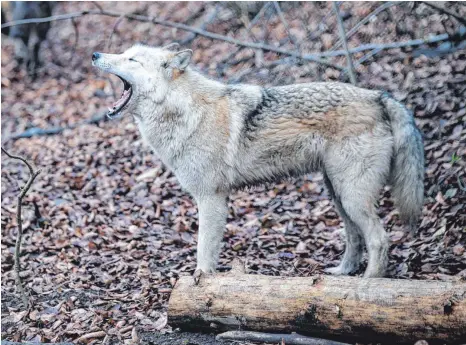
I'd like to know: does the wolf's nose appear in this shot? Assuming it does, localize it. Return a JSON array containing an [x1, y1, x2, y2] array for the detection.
[[92, 52, 100, 61]]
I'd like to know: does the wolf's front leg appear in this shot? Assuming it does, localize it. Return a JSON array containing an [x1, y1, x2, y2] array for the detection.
[[194, 193, 228, 282]]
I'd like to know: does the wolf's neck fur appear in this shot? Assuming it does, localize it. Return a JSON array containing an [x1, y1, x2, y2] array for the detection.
[[180, 67, 227, 96], [133, 68, 228, 170], [132, 65, 264, 195]]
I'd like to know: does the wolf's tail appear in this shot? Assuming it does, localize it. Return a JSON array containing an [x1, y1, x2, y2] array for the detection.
[[381, 93, 424, 233]]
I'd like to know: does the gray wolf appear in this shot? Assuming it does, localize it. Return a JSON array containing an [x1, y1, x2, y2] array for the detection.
[[2, 1, 54, 77], [92, 43, 424, 278]]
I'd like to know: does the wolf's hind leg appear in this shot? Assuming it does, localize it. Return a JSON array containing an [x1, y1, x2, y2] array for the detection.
[[327, 170, 389, 278], [324, 174, 364, 275], [13, 38, 28, 65], [324, 134, 392, 277], [341, 199, 388, 278], [195, 193, 228, 276]]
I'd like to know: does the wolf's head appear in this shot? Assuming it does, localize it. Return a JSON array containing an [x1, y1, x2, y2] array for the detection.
[[92, 43, 192, 118]]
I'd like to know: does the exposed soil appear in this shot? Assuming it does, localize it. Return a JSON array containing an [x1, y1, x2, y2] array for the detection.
[[138, 331, 234, 345]]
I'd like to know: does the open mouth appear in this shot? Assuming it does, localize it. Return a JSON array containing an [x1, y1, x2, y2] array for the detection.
[[107, 76, 133, 118]]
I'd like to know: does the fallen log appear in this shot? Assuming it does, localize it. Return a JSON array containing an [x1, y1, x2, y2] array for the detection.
[[168, 269, 466, 344]]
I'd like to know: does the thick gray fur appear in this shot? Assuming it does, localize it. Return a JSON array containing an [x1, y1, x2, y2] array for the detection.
[[92, 44, 425, 278]]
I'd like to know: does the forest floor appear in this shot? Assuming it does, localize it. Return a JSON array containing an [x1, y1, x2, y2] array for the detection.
[[1, 2, 465, 344]]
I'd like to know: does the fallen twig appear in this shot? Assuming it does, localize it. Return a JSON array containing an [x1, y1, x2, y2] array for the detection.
[[314, 32, 455, 57], [2, 7, 460, 85], [421, 1, 466, 26], [332, 2, 357, 85], [269, 30, 460, 68], [106, 14, 125, 51], [244, 1, 271, 40], [330, 2, 395, 51], [3, 112, 108, 142], [91, 1, 104, 13], [182, 5, 207, 25], [179, 5, 219, 45], [70, 17, 79, 62], [3, 9, 457, 62], [273, 1, 301, 52], [216, 331, 350, 345], [217, 2, 271, 73], [0, 9, 344, 70], [1, 148, 42, 307], [356, 47, 383, 65]]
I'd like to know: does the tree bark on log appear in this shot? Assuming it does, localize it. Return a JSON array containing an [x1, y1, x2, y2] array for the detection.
[[168, 272, 466, 344]]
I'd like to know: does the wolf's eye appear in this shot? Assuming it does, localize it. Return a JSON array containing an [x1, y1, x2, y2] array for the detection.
[[129, 58, 143, 67], [162, 61, 169, 68]]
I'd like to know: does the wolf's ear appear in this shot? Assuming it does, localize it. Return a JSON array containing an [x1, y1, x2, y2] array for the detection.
[[170, 49, 192, 71], [163, 42, 180, 52]]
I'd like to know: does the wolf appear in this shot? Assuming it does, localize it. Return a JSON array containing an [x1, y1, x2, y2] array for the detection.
[[2, 1, 54, 77], [92, 43, 424, 279]]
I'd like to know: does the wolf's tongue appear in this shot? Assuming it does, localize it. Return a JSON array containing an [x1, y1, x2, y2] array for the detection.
[[109, 89, 130, 111]]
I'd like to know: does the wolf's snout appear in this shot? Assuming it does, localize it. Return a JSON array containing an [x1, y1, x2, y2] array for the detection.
[[92, 52, 101, 62]]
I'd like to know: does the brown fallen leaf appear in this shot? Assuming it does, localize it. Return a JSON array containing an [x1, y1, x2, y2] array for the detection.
[[75, 331, 106, 342]]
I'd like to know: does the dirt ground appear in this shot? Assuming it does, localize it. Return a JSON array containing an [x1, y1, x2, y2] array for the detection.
[[1, 2, 465, 344]]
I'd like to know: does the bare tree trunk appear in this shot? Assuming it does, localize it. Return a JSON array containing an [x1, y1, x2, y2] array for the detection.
[[168, 271, 466, 344]]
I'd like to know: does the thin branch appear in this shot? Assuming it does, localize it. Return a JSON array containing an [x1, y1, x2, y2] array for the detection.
[[356, 47, 383, 65], [1, 11, 90, 28], [263, 28, 457, 68], [106, 14, 125, 51], [216, 331, 350, 345], [273, 1, 301, 52], [1, 148, 42, 308], [181, 4, 206, 25], [1, 9, 344, 70], [91, 1, 104, 13], [179, 5, 219, 46], [1, 148, 36, 175], [421, 1, 466, 26], [3, 8, 457, 61], [217, 2, 271, 72], [330, 2, 395, 52], [2, 8, 460, 74], [70, 18, 79, 61], [244, 1, 271, 40], [227, 55, 256, 67], [306, 8, 334, 42], [3, 111, 109, 142], [333, 2, 357, 85], [313, 32, 453, 58]]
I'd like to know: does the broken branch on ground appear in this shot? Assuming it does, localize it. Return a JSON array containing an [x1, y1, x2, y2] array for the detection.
[[332, 2, 357, 85], [1, 148, 42, 307]]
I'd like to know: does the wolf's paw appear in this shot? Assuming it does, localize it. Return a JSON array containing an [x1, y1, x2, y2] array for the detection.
[[362, 266, 386, 278], [193, 268, 204, 285], [324, 265, 354, 276]]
